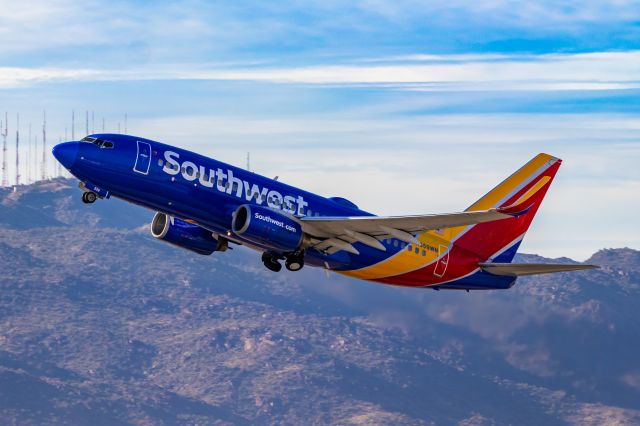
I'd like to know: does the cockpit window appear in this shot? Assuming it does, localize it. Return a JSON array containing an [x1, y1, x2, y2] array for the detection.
[[81, 136, 114, 149]]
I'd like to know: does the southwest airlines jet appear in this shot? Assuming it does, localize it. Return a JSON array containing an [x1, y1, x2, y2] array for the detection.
[[52, 135, 596, 290]]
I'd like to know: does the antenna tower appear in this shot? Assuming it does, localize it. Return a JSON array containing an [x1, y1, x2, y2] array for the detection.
[[1, 113, 7, 186], [15, 113, 20, 185], [42, 110, 47, 181], [71, 110, 75, 140], [27, 123, 31, 183], [85, 110, 88, 135], [34, 135, 38, 182]]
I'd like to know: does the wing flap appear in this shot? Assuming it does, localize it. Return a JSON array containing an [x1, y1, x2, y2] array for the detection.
[[479, 263, 599, 276], [301, 208, 515, 238]]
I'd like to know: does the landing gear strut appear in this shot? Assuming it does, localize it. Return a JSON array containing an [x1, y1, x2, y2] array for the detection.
[[285, 251, 304, 272], [81, 191, 98, 204], [262, 252, 282, 273]]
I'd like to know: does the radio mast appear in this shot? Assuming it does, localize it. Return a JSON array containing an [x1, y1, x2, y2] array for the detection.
[[42, 110, 47, 181], [71, 110, 75, 140], [34, 135, 38, 182], [27, 123, 31, 183], [15, 113, 20, 185], [1, 113, 7, 186], [85, 110, 88, 135]]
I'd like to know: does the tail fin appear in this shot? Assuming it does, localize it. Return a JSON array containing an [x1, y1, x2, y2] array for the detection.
[[452, 153, 562, 263]]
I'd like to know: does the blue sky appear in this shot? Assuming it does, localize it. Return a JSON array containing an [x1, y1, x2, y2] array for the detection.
[[1, 0, 639, 259]]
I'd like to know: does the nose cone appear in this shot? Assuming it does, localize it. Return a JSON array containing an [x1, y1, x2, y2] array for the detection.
[[52, 142, 79, 170]]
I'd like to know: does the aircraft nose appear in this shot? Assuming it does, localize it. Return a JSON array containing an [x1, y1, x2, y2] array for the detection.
[[52, 141, 79, 170]]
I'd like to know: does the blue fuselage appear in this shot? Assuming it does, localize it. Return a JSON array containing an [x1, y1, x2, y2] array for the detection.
[[53, 134, 402, 270]]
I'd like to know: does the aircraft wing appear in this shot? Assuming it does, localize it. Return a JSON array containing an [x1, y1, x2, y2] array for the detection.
[[479, 263, 599, 276], [300, 204, 528, 255]]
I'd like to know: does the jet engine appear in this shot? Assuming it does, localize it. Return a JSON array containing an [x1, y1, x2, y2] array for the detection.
[[231, 205, 305, 252], [151, 212, 226, 255]]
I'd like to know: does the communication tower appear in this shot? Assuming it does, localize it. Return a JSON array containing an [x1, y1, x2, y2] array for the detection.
[[15, 113, 20, 185], [27, 123, 31, 183], [1, 113, 7, 186], [42, 111, 47, 181]]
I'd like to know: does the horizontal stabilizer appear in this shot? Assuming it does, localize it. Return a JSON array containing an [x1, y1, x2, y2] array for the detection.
[[479, 263, 599, 276]]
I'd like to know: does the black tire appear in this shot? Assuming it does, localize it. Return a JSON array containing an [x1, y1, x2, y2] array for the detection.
[[264, 259, 282, 273], [285, 257, 304, 272], [82, 192, 97, 204]]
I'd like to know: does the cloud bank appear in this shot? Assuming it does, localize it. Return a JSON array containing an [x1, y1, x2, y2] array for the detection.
[[1, 51, 639, 91]]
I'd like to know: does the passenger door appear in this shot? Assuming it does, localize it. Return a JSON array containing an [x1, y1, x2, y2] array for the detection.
[[133, 141, 152, 175]]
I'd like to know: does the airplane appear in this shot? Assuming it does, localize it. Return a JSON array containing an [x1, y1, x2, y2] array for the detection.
[[52, 134, 597, 291]]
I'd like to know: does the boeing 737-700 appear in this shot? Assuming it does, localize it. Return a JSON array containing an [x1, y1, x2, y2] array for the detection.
[[52, 134, 596, 290]]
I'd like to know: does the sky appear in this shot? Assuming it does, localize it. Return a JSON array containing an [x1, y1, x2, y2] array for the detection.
[[0, 0, 639, 259]]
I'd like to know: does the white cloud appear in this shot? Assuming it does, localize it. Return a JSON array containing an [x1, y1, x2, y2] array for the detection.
[[2, 0, 639, 59], [1, 51, 639, 91]]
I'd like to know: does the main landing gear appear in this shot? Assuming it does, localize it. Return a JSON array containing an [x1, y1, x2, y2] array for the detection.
[[261, 251, 305, 273], [81, 191, 98, 204], [262, 252, 282, 272], [285, 251, 304, 272]]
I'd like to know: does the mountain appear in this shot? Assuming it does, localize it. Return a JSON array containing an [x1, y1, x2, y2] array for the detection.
[[1, 179, 639, 425]]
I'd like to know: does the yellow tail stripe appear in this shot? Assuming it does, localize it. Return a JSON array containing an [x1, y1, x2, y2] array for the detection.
[[511, 176, 550, 207], [465, 153, 556, 212]]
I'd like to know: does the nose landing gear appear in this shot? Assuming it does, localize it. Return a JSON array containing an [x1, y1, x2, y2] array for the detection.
[[81, 191, 98, 204]]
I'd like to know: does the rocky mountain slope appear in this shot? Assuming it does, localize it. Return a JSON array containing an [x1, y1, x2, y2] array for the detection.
[[0, 179, 638, 425]]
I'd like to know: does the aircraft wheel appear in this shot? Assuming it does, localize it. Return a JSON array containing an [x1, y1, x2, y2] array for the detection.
[[262, 252, 282, 272], [263, 258, 282, 272], [285, 255, 304, 272], [82, 191, 97, 204]]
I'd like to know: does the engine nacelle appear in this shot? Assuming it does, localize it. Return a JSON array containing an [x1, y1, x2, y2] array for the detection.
[[232, 205, 304, 252], [151, 212, 223, 255]]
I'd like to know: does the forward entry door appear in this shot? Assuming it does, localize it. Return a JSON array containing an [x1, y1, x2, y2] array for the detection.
[[133, 141, 152, 175]]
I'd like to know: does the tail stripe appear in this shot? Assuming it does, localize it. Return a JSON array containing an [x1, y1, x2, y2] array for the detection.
[[466, 154, 557, 212]]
